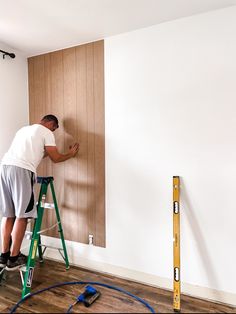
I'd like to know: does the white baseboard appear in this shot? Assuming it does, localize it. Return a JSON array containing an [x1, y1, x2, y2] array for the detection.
[[22, 238, 236, 308]]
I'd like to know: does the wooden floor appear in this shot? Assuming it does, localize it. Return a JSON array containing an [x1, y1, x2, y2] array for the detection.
[[0, 259, 235, 313]]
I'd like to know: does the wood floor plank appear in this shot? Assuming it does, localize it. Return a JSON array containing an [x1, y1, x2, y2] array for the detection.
[[0, 259, 235, 313]]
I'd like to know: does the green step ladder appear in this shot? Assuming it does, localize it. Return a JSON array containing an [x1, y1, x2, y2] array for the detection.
[[21, 176, 69, 298]]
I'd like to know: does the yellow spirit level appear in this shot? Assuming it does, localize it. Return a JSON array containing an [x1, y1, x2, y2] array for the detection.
[[173, 176, 181, 312]]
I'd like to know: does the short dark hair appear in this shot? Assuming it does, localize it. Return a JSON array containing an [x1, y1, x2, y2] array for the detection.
[[41, 114, 59, 128]]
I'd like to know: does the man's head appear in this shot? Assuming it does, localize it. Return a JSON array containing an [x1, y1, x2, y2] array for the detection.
[[40, 114, 59, 132]]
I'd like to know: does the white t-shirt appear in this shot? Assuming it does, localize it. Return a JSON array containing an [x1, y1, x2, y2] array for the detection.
[[1, 124, 56, 173]]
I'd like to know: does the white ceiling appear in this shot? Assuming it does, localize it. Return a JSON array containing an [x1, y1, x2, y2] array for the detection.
[[0, 0, 235, 57]]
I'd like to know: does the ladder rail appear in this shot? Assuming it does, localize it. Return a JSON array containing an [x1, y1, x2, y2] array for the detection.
[[21, 177, 70, 298], [50, 180, 69, 269], [22, 182, 48, 297]]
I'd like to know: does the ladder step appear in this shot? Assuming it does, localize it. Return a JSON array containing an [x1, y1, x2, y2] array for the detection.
[[44, 203, 55, 209], [25, 231, 32, 240], [36, 202, 55, 209], [39, 244, 63, 251]]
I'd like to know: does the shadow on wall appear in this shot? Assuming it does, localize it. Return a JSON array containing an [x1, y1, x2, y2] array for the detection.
[[181, 178, 221, 297], [62, 117, 77, 144], [59, 117, 104, 247], [61, 180, 93, 238]]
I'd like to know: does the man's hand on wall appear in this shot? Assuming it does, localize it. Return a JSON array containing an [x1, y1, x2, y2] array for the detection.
[[69, 143, 79, 157]]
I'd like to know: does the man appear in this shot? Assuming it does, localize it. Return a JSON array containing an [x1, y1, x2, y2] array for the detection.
[[0, 114, 79, 271]]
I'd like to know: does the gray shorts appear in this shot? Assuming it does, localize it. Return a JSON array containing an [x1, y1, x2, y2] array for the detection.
[[0, 165, 37, 218]]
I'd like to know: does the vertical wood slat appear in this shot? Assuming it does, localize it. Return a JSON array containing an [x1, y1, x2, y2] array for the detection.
[[86, 43, 96, 242], [44, 53, 53, 179], [41, 53, 53, 233], [28, 58, 35, 125], [63, 47, 78, 241], [28, 41, 105, 247], [76, 45, 88, 244], [48, 51, 64, 238], [33, 56, 46, 177], [93, 41, 105, 247]]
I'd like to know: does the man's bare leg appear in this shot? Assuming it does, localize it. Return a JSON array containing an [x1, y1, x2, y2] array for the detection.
[[10, 218, 28, 256], [1, 217, 15, 253]]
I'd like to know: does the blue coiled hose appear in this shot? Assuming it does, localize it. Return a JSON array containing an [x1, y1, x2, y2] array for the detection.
[[10, 281, 156, 313]]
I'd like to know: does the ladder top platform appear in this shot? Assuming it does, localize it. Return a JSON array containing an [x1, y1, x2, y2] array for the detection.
[[37, 176, 54, 184]]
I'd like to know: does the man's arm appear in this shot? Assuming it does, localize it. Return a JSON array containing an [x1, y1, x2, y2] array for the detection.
[[45, 143, 79, 163]]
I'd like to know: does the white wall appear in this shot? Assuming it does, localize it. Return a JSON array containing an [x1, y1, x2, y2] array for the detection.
[[0, 42, 29, 245], [105, 5, 236, 301], [32, 6, 236, 306], [0, 42, 29, 159]]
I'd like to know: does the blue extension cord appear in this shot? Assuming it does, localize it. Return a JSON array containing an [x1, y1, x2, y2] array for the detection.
[[10, 281, 156, 313]]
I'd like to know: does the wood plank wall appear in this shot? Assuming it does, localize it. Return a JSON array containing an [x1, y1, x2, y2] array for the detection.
[[28, 41, 105, 247]]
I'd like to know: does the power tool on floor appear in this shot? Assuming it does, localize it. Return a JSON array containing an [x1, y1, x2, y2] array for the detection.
[[77, 285, 101, 307]]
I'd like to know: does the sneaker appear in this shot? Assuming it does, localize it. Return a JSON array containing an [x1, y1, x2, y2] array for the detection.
[[0, 255, 8, 268], [6, 253, 28, 271]]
